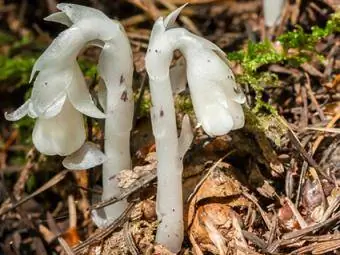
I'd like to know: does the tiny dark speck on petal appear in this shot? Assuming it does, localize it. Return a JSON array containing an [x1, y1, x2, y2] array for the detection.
[[172, 208, 175, 212], [109, 174, 116, 180], [160, 109, 164, 117], [120, 75, 125, 84], [233, 86, 240, 94], [207, 59, 211, 62], [120, 90, 128, 102], [44, 82, 48, 86]]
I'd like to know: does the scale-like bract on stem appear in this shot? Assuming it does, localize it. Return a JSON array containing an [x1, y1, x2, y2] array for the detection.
[[145, 6, 245, 252]]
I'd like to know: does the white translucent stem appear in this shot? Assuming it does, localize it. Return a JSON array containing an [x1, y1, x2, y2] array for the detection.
[[263, 0, 285, 27], [149, 77, 184, 253], [99, 31, 134, 222]]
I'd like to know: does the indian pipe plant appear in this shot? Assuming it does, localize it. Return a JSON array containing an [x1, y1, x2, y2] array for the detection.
[[5, 3, 134, 227], [145, 5, 245, 252], [5, 3, 246, 253]]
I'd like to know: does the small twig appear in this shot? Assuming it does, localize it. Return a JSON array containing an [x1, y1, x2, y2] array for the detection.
[[304, 127, 340, 133], [0, 170, 69, 216], [47, 212, 74, 255], [187, 153, 232, 203], [89, 169, 156, 211], [295, 161, 308, 207], [68, 195, 77, 229], [321, 196, 340, 222], [285, 197, 308, 228], [280, 116, 333, 182], [304, 73, 325, 121], [267, 213, 278, 246], [302, 233, 340, 242], [282, 211, 340, 240], [312, 112, 340, 155], [242, 231, 267, 251], [300, 86, 308, 128], [123, 221, 139, 255], [73, 203, 134, 254], [242, 191, 272, 230]]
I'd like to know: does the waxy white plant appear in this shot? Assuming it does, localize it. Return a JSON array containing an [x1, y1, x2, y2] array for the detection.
[[5, 4, 134, 227], [145, 6, 245, 252]]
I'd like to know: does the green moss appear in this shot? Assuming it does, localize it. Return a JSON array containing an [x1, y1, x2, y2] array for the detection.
[[228, 12, 339, 115], [0, 55, 36, 87], [279, 12, 340, 51], [175, 94, 194, 116]]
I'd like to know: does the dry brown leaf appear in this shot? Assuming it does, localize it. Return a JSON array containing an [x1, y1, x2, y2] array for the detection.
[[187, 163, 251, 254]]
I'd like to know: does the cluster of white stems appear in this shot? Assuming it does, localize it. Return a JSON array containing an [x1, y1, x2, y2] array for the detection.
[[5, 3, 245, 253]]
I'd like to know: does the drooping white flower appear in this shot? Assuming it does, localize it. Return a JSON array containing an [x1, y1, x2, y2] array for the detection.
[[145, 6, 245, 252], [6, 3, 134, 227], [5, 25, 105, 156]]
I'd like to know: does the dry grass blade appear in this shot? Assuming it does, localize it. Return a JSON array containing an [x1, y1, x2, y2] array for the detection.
[[0, 169, 69, 216], [302, 233, 340, 242], [304, 127, 340, 133], [242, 191, 272, 230], [312, 240, 340, 254], [123, 221, 139, 255], [304, 73, 325, 121], [187, 154, 230, 203], [285, 197, 308, 228], [280, 117, 333, 182], [47, 212, 74, 255], [282, 211, 340, 240], [73, 203, 134, 254], [312, 112, 340, 155]]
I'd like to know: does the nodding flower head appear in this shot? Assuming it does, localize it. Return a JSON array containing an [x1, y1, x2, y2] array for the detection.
[[4, 4, 111, 156], [146, 5, 246, 137]]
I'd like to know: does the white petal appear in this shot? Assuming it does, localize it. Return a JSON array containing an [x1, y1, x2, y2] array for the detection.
[[30, 27, 85, 82], [30, 68, 72, 117], [4, 99, 31, 121], [56, 3, 106, 23], [228, 100, 245, 130], [40, 94, 66, 119], [200, 104, 234, 136], [186, 32, 227, 61], [56, 3, 118, 41], [163, 4, 188, 30], [178, 114, 193, 160], [32, 99, 85, 156], [62, 142, 107, 170], [67, 64, 105, 118], [44, 12, 73, 27], [186, 56, 235, 136], [170, 57, 187, 94]]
